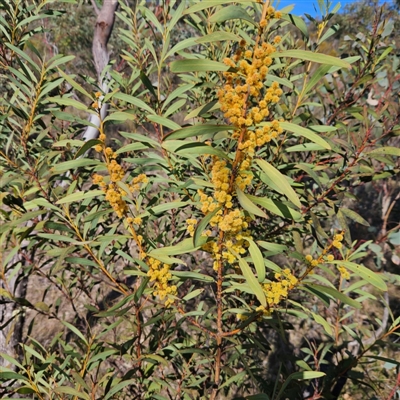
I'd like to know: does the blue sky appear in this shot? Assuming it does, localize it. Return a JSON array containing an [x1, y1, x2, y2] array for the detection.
[[276, 0, 388, 16]]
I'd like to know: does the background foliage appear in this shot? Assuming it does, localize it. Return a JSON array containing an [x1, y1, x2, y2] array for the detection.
[[1, 0, 399, 399]]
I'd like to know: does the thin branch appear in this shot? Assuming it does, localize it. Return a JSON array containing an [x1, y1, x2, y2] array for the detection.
[[90, 0, 100, 15]]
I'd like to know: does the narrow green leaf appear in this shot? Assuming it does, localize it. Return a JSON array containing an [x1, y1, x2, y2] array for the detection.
[[365, 147, 400, 157], [255, 159, 301, 208], [140, 70, 157, 98], [209, 5, 256, 25], [104, 111, 137, 122], [164, 124, 237, 140], [48, 96, 89, 111], [54, 387, 90, 400], [310, 211, 329, 239], [147, 115, 181, 130], [168, 1, 185, 30], [233, 251, 266, 307], [39, 77, 64, 99], [58, 69, 92, 99], [305, 284, 361, 309], [164, 98, 186, 118], [183, 289, 204, 301], [6, 43, 40, 72], [219, 370, 247, 389], [236, 187, 269, 218], [170, 59, 229, 73], [0, 353, 24, 370], [0, 371, 28, 381], [165, 37, 198, 59], [176, 142, 229, 160], [285, 143, 326, 153], [89, 349, 118, 365], [47, 54, 75, 70], [142, 201, 190, 217], [96, 294, 136, 317], [312, 312, 333, 335], [104, 380, 135, 400], [196, 31, 241, 43], [247, 238, 266, 282], [113, 92, 156, 114], [295, 163, 322, 188], [185, 100, 219, 120], [171, 270, 214, 282], [272, 50, 351, 69], [74, 139, 102, 159], [162, 83, 194, 109], [184, 0, 253, 15], [29, 198, 62, 212], [52, 159, 100, 173], [337, 209, 351, 244], [276, 370, 326, 399], [61, 321, 88, 345], [115, 143, 148, 154], [37, 233, 80, 244], [331, 261, 387, 291], [282, 14, 308, 38], [248, 195, 302, 221], [55, 190, 103, 205], [280, 121, 331, 149], [340, 208, 370, 227], [148, 238, 199, 257], [143, 354, 169, 366], [304, 64, 331, 94], [257, 241, 287, 253]]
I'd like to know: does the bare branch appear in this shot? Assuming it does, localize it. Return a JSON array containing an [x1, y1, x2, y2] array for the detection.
[[90, 0, 100, 15]]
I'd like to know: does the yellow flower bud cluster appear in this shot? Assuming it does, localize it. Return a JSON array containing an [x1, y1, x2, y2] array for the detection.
[[127, 216, 142, 226], [202, 236, 248, 270], [305, 232, 347, 280], [263, 268, 298, 307], [337, 265, 350, 280], [332, 233, 344, 249], [131, 174, 148, 192], [197, 160, 250, 266], [198, 159, 233, 213], [104, 184, 128, 218], [219, 209, 248, 233], [147, 257, 177, 307], [219, 41, 279, 129], [93, 172, 147, 219], [186, 218, 197, 237], [92, 91, 104, 109], [92, 129, 148, 219]]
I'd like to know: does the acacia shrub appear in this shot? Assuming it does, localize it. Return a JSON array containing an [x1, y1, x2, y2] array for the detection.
[[0, 0, 399, 399]]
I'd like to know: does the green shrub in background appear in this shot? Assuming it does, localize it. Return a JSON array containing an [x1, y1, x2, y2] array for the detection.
[[1, 0, 399, 399]]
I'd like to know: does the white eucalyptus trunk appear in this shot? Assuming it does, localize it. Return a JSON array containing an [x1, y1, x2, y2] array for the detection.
[[83, 0, 119, 141]]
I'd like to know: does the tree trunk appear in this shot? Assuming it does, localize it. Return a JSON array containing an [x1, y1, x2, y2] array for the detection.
[[83, 0, 119, 141]]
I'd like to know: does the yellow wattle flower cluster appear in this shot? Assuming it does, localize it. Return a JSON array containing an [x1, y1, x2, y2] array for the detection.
[[263, 268, 298, 307], [218, 35, 284, 163], [305, 232, 347, 279], [186, 218, 197, 237], [338, 265, 350, 280], [332, 233, 344, 249], [92, 131, 148, 218], [192, 7, 284, 272], [147, 257, 177, 307], [202, 238, 248, 271]]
